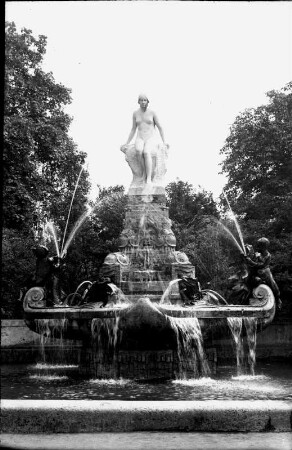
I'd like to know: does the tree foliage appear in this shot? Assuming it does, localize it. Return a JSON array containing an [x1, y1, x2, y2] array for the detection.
[[4, 22, 90, 231], [55, 186, 127, 293], [165, 181, 232, 292], [1, 229, 36, 318], [220, 82, 292, 315], [2, 23, 91, 316], [165, 180, 219, 248], [220, 82, 292, 236]]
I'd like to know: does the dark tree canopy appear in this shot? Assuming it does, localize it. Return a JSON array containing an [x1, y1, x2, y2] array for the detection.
[[164, 181, 229, 290], [4, 22, 90, 231], [220, 82, 292, 236], [2, 22, 91, 317], [220, 82, 292, 316], [58, 185, 127, 292], [166, 180, 219, 227]]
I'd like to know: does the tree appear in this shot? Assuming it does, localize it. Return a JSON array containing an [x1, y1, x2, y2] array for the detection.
[[1, 229, 36, 318], [2, 23, 91, 317], [220, 82, 292, 236], [58, 186, 127, 292], [220, 82, 292, 315], [4, 22, 90, 231], [165, 180, 219, 248], [164, 181, 234, 291]]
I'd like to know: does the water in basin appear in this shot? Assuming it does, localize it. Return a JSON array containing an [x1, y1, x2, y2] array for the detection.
[[1, 362, 291, 401]]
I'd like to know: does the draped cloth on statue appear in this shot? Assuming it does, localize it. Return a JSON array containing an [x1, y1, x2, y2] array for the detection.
[[121, 143, 169, 196]]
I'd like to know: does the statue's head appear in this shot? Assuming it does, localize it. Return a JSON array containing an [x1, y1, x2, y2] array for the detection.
[[32, 245, 49, 259], [138, 94, 149, 106], [257, 237, 270, 250]]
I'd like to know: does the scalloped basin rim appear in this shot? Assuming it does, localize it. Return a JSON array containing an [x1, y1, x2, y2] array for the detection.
[[23, 287, 275, 319]]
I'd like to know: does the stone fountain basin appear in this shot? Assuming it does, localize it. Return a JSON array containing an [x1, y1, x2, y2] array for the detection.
[[23, 285, 275, 320], [23, 285, 275, 344], [23, 304, 273, 320]]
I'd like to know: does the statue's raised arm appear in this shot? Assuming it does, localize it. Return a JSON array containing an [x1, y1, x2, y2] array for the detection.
[[120, 94, 169, 196]]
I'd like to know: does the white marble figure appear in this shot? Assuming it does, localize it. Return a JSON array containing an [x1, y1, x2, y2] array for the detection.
[[121, 94, 169, 196]]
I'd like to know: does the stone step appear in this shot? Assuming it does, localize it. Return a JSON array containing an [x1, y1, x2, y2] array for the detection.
[[2, 400, 291, 432]]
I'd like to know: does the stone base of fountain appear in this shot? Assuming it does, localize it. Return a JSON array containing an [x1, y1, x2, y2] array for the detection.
[[23, 284, 275, 380], [22, 188, 277, 381]]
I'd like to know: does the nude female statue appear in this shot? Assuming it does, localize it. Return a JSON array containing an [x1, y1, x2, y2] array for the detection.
[[121, 94, 169, 186]]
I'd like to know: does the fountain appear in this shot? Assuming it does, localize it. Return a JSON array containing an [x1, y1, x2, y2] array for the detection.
[[22, 112, 276, 381], [3, 99, 291, 443]]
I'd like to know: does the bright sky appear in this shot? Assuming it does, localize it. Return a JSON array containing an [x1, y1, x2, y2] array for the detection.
[[6, 1, 292, 200]]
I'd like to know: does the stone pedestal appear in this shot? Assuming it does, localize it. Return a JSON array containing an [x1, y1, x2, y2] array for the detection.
[[99, 193, 195, 301]]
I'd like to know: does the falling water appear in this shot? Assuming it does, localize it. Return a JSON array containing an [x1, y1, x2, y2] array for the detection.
[[91, 317, 120, 347], [35, 319, 68, 364], [227, 317, 258, 375], [91, 317, 121, 378], [244, 317, 258, 376], [138, 209, 151, 270], [227, 317, 244, 375], [35, 319, 50, 363], [167, 316, 210, 379]]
